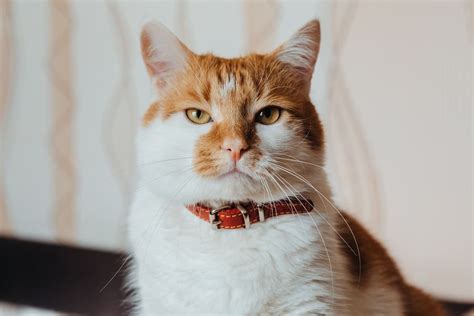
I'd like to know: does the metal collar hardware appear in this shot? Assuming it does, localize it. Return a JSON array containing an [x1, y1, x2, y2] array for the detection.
[[209, 205, 230, 230], [256, 203, 265, 223], [236, 204, 251, 229]]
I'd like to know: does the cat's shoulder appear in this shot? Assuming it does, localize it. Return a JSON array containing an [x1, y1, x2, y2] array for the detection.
[[337, 211, 446, 315]]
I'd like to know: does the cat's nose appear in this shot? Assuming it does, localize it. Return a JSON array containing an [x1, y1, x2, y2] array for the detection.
[[222, 138, 249, 162]]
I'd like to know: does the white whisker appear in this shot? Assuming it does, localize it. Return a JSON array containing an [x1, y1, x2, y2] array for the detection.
[[142, 173, 196, 266], [138, 156, 193, 167], [270, 171, 335, 309], [271, 172, 305, 222], [273, 156, 325, 170], [268, 161, 362, 284]]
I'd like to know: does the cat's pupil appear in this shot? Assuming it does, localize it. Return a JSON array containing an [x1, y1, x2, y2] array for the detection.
[[263, 109, 271, 118], [195, 110, 202, 118]]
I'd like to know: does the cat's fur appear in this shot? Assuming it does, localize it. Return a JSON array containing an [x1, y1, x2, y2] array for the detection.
[[128, 20, 445, 315]]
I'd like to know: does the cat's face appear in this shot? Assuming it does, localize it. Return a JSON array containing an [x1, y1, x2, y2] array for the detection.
[[138, 20, 325, 204]]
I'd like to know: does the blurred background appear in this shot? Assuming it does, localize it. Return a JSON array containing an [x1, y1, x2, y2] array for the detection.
[[0, 0, 472, 314]]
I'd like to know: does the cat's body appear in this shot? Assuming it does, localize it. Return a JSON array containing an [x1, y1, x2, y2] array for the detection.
[[129, 189, 441, 315], [128, 20, 445, 315]]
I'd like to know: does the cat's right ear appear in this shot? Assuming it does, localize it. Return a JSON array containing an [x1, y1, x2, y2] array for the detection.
[[273, 20, 321, 82], [140, 21, 192, 88]]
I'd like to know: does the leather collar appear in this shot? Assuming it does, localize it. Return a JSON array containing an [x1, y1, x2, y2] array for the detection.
[[186, 198, 314, 230]]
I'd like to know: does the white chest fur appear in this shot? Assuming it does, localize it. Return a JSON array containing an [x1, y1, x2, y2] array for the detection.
[[128, 188, 349, 315]]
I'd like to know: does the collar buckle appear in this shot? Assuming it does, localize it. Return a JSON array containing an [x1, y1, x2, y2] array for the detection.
[[209, 205, 230, 230]]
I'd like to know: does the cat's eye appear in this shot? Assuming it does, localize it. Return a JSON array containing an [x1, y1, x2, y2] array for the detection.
[[256, 106, 281, 125], [185, 108, 212, 124]]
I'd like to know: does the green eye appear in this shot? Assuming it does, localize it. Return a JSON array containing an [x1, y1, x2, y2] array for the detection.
[[256, 106, 281, 125], [185, 108, 212, 124]]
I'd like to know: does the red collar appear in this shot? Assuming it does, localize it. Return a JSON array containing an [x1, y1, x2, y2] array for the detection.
[[186, 198, 314, 230]]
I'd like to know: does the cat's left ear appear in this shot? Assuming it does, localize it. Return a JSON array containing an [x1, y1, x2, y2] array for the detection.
[[273, 20, 321, 81], [140, 21, 193, 88]]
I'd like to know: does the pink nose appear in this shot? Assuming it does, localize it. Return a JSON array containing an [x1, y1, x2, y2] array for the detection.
[[222, 139, 249, 162]]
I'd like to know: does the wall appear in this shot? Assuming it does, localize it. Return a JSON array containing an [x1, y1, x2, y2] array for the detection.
[[333, 1, 472, 301]]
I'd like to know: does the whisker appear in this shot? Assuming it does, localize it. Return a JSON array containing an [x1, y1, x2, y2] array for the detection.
[[138, 156, 193, 167], [272, 165, 356, 254], [99, 255, 131, 293], [266, 168, 335, 310], [273, 156, 325, 170], [256, 174, 271, 209], [141, 173, 196, 266], [265, 170, 304, 226], [261, 177, 274, 217], [262, 168, 276, 216], [270, 172, 305, 225], [268, 161, 362, 284], [135, 165, 194, 191], [260, 170, 277, 217]]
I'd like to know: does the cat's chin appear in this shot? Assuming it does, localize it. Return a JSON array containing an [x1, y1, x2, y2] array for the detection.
[[186, 173, 271, 205]]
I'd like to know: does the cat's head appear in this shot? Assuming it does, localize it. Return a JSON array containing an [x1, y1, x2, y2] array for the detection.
[[137, 20, 326, 205]]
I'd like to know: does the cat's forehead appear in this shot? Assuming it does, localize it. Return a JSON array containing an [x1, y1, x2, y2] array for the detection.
[[193, 55, 268, 98], [183, 55, 291, 113], [205, 61, 256, 105], [144, 54, 303, 125]]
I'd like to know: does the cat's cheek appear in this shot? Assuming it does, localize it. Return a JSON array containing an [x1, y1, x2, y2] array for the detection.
[[136, 114, 211, 183], [256, 123, 296, 153]]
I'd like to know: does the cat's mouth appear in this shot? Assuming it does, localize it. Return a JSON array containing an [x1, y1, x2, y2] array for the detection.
[[219, 167, 253, 180]]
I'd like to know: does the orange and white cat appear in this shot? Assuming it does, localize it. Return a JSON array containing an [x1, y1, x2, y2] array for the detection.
[[128, 20, 445, 315]]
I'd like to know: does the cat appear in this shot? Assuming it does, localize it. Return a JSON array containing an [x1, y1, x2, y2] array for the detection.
[[128, 19, 446, 315]]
